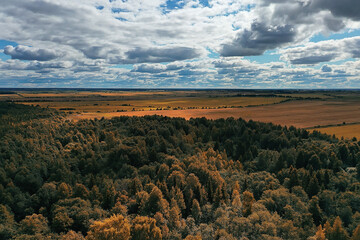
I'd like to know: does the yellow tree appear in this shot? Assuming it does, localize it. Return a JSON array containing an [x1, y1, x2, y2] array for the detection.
[[352, 225, 360, 240], [231, 187, 242, 210], [131, 216, 162, 240], [60, 230, 85, 240], [185, 235, 202, 240], [169, 199, 181, 230], [19, 214, 49, 235], [86, 214, 130, 240], [325, 217, 349, 240], [242, 191, 255, 217], [315, 225, 326, 240]]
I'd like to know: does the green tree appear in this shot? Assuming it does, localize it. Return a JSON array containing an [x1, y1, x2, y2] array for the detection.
[[309, 196, 323, 226], [191, 199, 201, 222]]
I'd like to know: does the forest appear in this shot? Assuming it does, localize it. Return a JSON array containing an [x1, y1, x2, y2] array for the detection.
[[0, 102, 359, 240]]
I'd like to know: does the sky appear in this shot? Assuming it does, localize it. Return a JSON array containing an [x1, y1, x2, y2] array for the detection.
[[1, 0, 360, 88]]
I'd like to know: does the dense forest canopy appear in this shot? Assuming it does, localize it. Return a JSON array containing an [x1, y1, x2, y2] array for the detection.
[[0, 102, 359, 240]]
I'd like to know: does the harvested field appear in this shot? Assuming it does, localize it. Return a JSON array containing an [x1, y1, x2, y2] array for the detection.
[[4, 89, 360, 138], [18, 97, 287, 112], [310, 124, 360, 139], [68, 100, 360, 129], [19, 91, 176, 98]]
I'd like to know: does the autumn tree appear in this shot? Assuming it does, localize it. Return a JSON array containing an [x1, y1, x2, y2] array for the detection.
[[242, 191, 255, 217], [325, 217, 349, 240], [169, 198, 182, 230], [315, 225, 326, 240], [352, 225, 360, 240], [0, 204, 16, 239], [131, 216, 162, 240], [86, 214, 130, 240], [19, 214, 49, 235]]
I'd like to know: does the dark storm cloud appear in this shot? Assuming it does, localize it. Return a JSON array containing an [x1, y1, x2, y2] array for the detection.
[[220, 22, 296, 57], [117, 46, 202, 64], [4, 45, 61, 61]]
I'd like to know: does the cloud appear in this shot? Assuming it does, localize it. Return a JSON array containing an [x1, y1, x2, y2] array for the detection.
[[121, 46, 203, 64], [290, 54, 336, 65], [131, 63, 166, 73], [220, 22, 296, 56], [219, 0, 360, 58], [4, 45, 62, 61], [280, 36, 360, 64], [0, 59, 72, 70], [313, 0, 360, 21], [0, 0, 360, 88], [321, 65, 332, 72]]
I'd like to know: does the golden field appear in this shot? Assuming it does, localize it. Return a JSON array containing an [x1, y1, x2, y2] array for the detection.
[[2, 89, 360, 139], [310, 124, 360, 140], [68, 99, 360, 128], [18, 96, 287, 112]]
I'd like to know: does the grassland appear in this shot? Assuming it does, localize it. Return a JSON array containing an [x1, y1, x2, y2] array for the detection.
[[2, 89, 360, 139]]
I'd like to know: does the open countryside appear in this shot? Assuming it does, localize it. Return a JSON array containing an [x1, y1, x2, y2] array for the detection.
[[2, 89, 360, 139]]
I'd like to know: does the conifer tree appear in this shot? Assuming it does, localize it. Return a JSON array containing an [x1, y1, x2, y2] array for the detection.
[[242, 191, 254, 217]]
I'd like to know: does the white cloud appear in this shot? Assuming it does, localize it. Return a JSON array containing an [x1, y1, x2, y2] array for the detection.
[[280, 36, 360, 64], [0, 0, 359, 87]]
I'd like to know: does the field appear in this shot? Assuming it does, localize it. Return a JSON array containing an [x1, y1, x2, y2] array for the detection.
[[1, 90, 289, 113], [310, 124, 360, 139], [70, 99, 360, 128], [2, 89, 360, 139], [17, 96, 287, 112]]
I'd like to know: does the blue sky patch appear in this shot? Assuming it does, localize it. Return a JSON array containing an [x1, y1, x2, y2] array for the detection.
[[310, 29, 360, 42], [109, 64, 133, 69], [244, 50, 281, 64], [0, 39, 18, 49], [0, 39, 18, 61], [111, 8, 130, 13]]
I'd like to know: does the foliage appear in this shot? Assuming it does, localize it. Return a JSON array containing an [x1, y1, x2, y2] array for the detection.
[[0, 102, 359, 239]]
